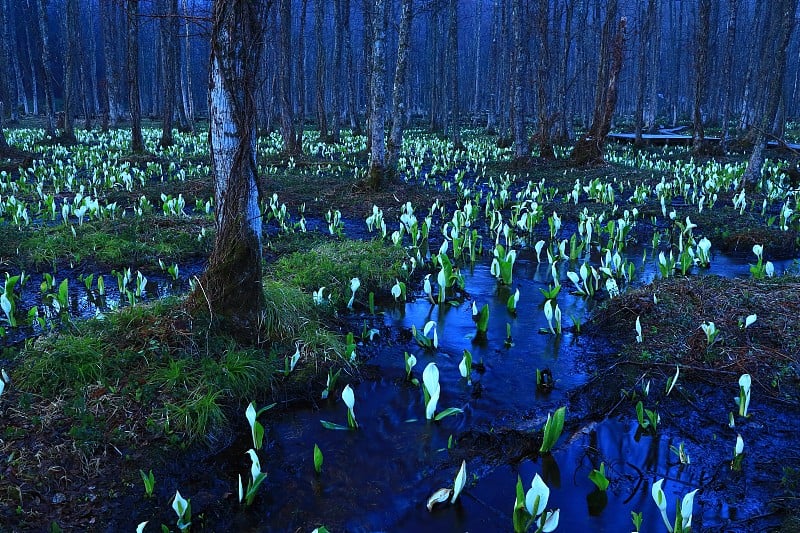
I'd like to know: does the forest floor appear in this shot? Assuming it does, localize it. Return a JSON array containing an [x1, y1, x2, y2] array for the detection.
[[0, 126, 799, 531]]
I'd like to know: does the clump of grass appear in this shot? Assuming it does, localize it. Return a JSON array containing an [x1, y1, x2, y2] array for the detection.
[[269, 239, 408, 307]]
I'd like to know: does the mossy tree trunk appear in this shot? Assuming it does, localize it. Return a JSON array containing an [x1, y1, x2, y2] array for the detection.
[[190, 0, 266, 333]]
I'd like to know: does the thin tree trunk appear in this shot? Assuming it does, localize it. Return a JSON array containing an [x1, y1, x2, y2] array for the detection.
[[343, 0, 359, 132], [634, 0, 654, 146], [485, 0, 500, 133], [180, 0, 195, 132], [296, 0, 308, 129], [367, 0, 387, 190], [3, 0, 24, 118], [692, 0, 711, 153], [24, 21, 38, 116], [127, 0, 144, 152], [191, 0, 265, 332], [387, 0, 412, 175], [100, 0, 120, 129], [535, 0, 554, 159], [87, 0, 100, 117], [472, 0, 482, 119], [555, 0, 574, 142]]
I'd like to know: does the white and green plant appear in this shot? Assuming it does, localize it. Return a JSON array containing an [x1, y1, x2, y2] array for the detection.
[[246, 401, 275, 450], [422, 362, 462, 421], [589, 462, 610, 491], [239, 449, 268, 506], [459, 349, 473, 384], [171, 490, 192, 532], [512, 473, 560, 533], [651, 478, 698, 533], [320, 384, 359, 430], [731, 434, 744, 471], [540, 406, 566, 453], [426, 460, 468, 511], [700, 322, 719, 346], [347, 277, 361, 309], [736, 373, 751, 417]]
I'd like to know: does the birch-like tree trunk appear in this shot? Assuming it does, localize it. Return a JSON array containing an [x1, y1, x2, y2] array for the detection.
[[127, 0, 144, 152], [279, 0, 302, 155], [343, 0, 360, 133], [535, 0, 554, 159], [330, 0, 343, 142], [367, 0, 387, 190], [446, 0, 462, 149], [386, 0, 412, 175], [191, 0, 266, 331], [179, 0, 195, 133], [485, 0, 500, 133]]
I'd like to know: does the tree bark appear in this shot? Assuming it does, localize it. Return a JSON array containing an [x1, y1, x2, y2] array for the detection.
[[367, 0, 387, 190], [179, 0, 195, 133], [279, 0, 302, 155], [742, 0, 797, 188], [386, 0, 413, 175], [127, 0, 145, 153], [535, 0, 554, 159], [446, 0, 462, 148], [719, 0, 738, 152], [191, 0, 266, 333], [511, 0, 528, 160], [62, 0, 79, 142], [159, 0, 180, 148], [692, 0, 711, 153], [36, 0, 57, 136], [343, 0, 360, 133], [485, 0, 500, 133], [330, 0, 343, 142], [100, 0, 121, 129], [314, 0, 329, 141], [570, 14, 626, 166], [634, 0, 654, 146]]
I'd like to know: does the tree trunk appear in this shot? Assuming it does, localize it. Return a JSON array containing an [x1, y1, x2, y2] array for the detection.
[[279, 0, 302, 155], [24, 21, 38, 116], [511, 0, 528, 160], [36, 0, 57, 136], [296, 0, 308, 133], [191, 0, 265, 333], [159, 0, 179, 148], [101, 0, 120, 129], [634, 0, 654, 146], [555, 0, 574, 142], [692, 0, 710, 153], [343, 0, 360, 133], [330, 0, 343, 142], [719, 0, 738, 152], [62, 0, 79, 142], [446, 0, 462, 148], [179, 0, 195, 133], [742, 0, 797, 188], [367, 0, 387, 190], [314, 0, 329, 141], [485, 0, 500, 133], [127, 0, 145, 153], [570, 13, 626, 166], [386, 0, 413, 175], [2, 0, 24, 118], [535, 0, 554, 159]]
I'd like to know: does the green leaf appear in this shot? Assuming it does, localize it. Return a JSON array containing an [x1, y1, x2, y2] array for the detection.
[[434, 407, 463, 421], [539, 406, 566, 453], [319, 420, 352, 431], [588, 463, 610, 491], [313, 444, 323, 474]]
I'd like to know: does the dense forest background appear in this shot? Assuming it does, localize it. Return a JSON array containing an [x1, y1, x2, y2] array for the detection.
[[0, 0, 796, 145]]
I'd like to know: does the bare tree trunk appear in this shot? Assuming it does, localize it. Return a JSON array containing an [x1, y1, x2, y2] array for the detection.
[[2, 0, 24, 118], [692, 0, 710, 153], [36, 0, 57, 136], [446, 0, 462, 149], [386, 0, 412, 175], [570, 13, 626, 165], [127, 0, 145, 152], [191, 0, 265, 333], [535, 0, 554, 159], [634, 0, 654, 146], [86, 0, 100, 119], [62, 0, 79, 142], [296, 0, 308, 131], [472, 0, 482, 119], [330, 0, 343, 142], [279, 0, 302, 155], [742, 0, 797, 188], [367, 0, 387, 190], [485, 0, 500, 133], [100, 0, 120, 129], [24, 21, 38, 116], [314, 0, 329, 141], [159, 0, 179, 148], [719, 0, 738, 152], [343, 0, 360, 133], [555, 0, 574, 142], [511, 0, 528, 160]]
